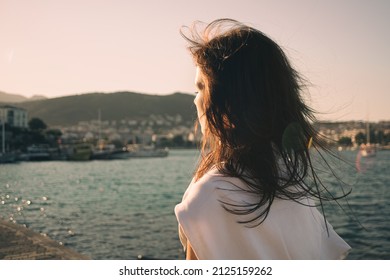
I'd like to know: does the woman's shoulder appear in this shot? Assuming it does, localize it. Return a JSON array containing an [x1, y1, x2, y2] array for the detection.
[[195, 167, 323, 218], [190, 167, 250, 197], [175, 168, 230, 223], [185, 167, 261, 210]]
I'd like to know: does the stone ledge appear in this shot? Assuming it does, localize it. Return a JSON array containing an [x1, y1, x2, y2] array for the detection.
[[0, 219, 90, 260]]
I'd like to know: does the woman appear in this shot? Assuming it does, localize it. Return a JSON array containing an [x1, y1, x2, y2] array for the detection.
[[175, 19, 351, 260]]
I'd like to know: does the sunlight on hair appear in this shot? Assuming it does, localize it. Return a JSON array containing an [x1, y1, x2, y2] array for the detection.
[[307, 136, 313, 149]]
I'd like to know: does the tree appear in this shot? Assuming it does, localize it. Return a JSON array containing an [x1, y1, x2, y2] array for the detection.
[[355, 132, 366, 145], [27, 118, 48, 146], [172, 135, 185, 147], [46, 128, 62, 138], [28, 118, 47, 131], [338, 137, 352, 146]]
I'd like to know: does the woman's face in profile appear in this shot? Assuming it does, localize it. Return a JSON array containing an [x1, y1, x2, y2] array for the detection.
[[194, 66, 206, 134]]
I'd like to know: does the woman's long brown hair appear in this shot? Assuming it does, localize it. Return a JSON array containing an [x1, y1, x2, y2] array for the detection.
[[182, 19, 350, 227]]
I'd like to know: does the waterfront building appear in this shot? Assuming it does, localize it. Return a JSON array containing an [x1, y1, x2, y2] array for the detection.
[[0, 105, 28, 128]]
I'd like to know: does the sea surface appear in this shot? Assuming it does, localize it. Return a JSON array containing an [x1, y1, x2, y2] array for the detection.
[[1, 149, 389, 259]]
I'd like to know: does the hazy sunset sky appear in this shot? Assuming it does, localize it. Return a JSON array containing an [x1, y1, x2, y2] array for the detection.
[[1, 0, 389, 121]]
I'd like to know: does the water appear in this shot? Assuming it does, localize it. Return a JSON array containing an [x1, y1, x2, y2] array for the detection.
[[322, 149, 390, 259], [1, 149, 389, 259]]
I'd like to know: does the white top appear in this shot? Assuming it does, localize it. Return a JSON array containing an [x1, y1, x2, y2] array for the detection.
[[175, 167, 351, 260]]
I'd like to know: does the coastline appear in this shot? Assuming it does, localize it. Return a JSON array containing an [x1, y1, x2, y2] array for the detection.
[[0, 219, 89, 260]]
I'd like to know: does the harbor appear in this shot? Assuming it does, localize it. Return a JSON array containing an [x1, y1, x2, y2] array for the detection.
[[1, 149, 389, 260], [0, 143, 169, 163]]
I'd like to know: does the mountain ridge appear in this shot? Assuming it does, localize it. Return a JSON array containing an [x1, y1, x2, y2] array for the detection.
[[0, 91, 196, 126], [0, 91, 47, 103]]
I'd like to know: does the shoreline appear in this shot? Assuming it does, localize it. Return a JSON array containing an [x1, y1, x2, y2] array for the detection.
[[0, 219, 89, 260]]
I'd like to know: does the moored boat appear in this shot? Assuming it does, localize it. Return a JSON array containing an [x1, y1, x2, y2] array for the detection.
[[91, 144, 128, 160], [24, 145, 51, 161], [66, 142, 92, 161], [360, 143, 376, 157], [360, 121, 376, 157], [126, 144, 169, 158]]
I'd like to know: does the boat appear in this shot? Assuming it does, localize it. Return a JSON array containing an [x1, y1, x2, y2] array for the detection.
[[0, 152, 18, 163], [360, 143, 376, 157], [126, 144, 169, 158], [360, 121, 376, 157], [24, 145, 51, 161], [91, 144, 128, 160], [66, 142, 92, 161]]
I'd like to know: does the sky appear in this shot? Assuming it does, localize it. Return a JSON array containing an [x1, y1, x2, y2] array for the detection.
[[1, 0, 389, 122]]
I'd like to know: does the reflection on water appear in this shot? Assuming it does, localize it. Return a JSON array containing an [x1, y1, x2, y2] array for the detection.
[[0, 149, 389, 259]]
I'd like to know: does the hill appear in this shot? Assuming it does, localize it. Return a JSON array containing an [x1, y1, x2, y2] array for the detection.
[[12, 91, 196, 126], [0, 91, 29, 103], [0, 91, 47, 103]]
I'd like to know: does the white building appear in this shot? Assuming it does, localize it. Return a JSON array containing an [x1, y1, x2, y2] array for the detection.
[[0, 105, 28, 128]]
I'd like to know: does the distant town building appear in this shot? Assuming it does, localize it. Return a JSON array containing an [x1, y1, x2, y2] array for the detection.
[[0, 105, 28, 128]]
